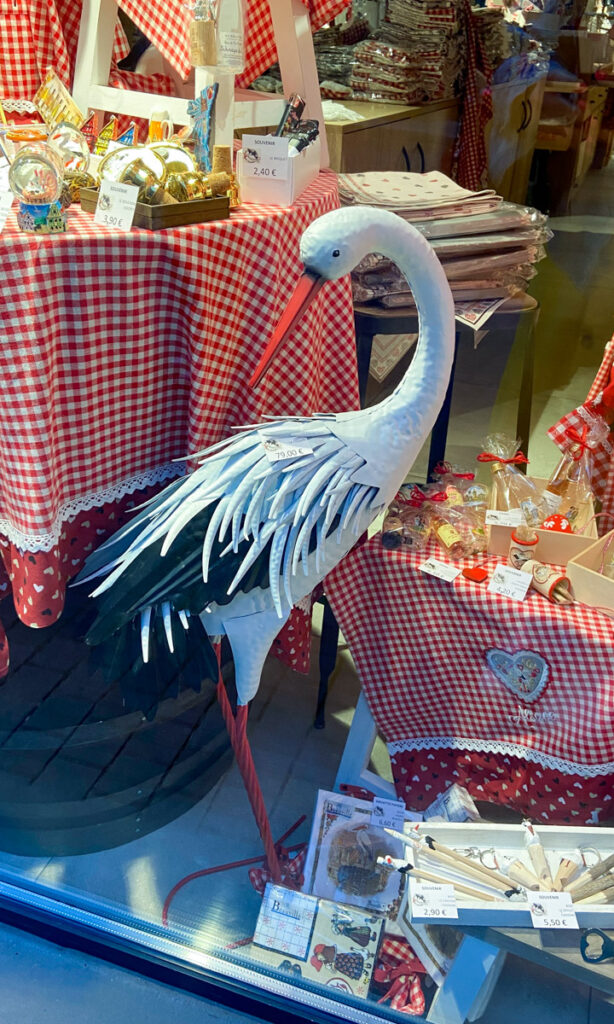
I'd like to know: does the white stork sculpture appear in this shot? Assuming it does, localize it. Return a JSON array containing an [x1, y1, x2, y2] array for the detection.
[[81, 206, 454, 705], [79, 205, 454, 876]]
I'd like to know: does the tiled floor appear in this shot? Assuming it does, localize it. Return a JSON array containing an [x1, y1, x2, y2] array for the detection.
[[1, 159, 614, 1021]]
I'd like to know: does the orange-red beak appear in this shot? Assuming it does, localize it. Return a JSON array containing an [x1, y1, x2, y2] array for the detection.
[[249, 271, 325, 388]]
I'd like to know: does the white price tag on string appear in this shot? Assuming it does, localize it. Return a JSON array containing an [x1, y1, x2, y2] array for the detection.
[[259, 434, 313, 463], [485, 509, 523, 527], [0, 191, 14, 232], [94, 179, 139, 232], [410, 881, 458, 920], [371, 796, 406, 832], [529, 891, 578, 930], [419, 558, 461, 583], [242, 135, 290, 180], [488, 565, 531, 601]]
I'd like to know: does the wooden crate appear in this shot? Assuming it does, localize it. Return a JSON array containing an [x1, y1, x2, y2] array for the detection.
[[487, 477, 598, 564], [80, 188, 230, 230], [567, 529, 614, 613]]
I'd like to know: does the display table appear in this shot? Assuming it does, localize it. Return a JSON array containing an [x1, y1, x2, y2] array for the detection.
[[0, 171, 359, 675], [325, 535, 614, 824]]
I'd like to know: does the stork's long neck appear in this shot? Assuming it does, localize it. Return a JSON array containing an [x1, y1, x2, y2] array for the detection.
[[333, 211, 456, 503]]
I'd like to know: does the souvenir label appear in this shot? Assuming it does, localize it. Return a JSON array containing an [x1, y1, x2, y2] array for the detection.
[[419, 557, 461, 583], [529, 891, 578, 930], [94, 179, 139, 231], [259, 434, 313, 462], [488, 565, 531, 601], [218, 31, 244, 67], [542, 490, 563, 514], [242, 135, 289, 180], [410, 880, 458, 919], [0, 190, 13, 231], [371, 796, 406, 832], [485, 508, 523, 527]]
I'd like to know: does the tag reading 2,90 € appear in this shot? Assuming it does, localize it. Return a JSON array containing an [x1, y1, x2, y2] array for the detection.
[[410, 880, 458, 920], [241, 136, 290, 180]]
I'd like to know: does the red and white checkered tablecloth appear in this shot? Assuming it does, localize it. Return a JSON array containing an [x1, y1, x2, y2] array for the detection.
[[325, 536, 614, 824], [0, 171, 358, 674], [1, 0, 351, 103]]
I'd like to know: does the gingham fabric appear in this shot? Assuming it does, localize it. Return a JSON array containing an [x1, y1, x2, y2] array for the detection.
[[0, 0, 129, 99], [0, 172, 358, 665], [325, 536, 614, 820], [453, 0, 492, 191], [113, 0, 351, 88], [548, 335, 614, 531]]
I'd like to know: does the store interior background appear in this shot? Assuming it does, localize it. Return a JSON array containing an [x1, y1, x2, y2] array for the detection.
[[2, 9, 614, 1024]]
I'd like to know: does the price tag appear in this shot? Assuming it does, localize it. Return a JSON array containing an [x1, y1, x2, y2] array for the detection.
[[485, 509, 523, 527], [259, 434, 313, 463], [242, 135, 289, 180], [488, 565, 531, 601], [410, 880, 458, 920], [94, 179, 139, 232], [419, 558, 461, 583], [0, 155, 10, 194], [0, 191, 14, 232], [371, 797, 406, 832], [529, 891, 578, 930]]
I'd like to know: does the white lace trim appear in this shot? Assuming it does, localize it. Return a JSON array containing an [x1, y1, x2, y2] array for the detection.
[[0, 99, 37, 113], [0, 464, 184, 553], [387, 736, 614, 778]]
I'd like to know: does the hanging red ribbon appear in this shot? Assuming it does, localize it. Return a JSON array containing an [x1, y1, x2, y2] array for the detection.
[[564, 423, 591, 459], [433, 461, 476, 480], [476, 451, 529, 465]]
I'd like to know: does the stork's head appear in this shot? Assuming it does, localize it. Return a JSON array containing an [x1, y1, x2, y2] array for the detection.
[[249, 207, 372, 388]]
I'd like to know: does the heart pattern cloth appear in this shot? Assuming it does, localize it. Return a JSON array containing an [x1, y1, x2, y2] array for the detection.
[[485, 648, 549, 703]]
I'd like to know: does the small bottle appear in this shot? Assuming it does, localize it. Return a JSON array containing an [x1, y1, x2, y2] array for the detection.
[[216, 0, 245, 73], [432, 515, 466, 560], [544, 443, 583, 515]]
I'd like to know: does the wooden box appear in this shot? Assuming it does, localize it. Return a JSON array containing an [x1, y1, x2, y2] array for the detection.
[[567, 529, 614, 613], [487, 477, 598, 564], [80, 188, 230, 230], [400, 821, 614, 928]]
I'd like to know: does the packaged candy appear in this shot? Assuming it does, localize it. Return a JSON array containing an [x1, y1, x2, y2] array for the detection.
[[477, 433, 547, 527], [543, 418, 607, 527]]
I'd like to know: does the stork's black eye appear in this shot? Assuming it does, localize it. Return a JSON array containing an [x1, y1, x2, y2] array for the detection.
[[332, 249, 340, 257]]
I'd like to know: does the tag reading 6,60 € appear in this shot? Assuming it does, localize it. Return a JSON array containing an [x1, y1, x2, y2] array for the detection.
[[94, 179, 139, 232], [370, 796, 406, 832], [529, 891, 578, 930], [410, 880, 458, 920], [488, 565, 531, 602], [241, 135, 290, 181]]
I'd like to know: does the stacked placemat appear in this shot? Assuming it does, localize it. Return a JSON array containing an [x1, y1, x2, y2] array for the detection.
[[338, 171, 550, 308]]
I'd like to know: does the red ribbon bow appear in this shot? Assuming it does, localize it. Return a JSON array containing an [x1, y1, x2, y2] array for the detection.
[[564, 423, 590, 459], [476, 451, 529, 466], [374, 938, 427, 1015], [433, 461, 476, 480]]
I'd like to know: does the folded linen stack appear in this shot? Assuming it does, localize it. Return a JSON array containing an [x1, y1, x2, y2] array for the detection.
[[373, 0, 466, 102], [348, 39, 429, 104], [338, 171, 551, 307]]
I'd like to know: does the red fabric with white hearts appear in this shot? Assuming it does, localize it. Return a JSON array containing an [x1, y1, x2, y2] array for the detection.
[[117, 0, 352, 87], [0, 172, 358, 675], [325, 536, 614, 824], [548, 336, 614, 531]]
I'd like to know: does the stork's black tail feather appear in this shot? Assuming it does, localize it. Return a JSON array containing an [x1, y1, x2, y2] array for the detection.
[[87, 606, 220, 720]]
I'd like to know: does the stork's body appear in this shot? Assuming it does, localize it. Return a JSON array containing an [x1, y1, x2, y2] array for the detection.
[[81, 206, 455, 707]]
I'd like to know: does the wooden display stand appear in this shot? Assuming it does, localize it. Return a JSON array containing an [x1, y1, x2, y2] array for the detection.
[[72, 0, 329, 165]]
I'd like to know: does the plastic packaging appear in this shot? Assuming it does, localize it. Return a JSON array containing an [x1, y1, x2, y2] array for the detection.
[[543, 416, 608, 526], [478, 433, 547, 527]]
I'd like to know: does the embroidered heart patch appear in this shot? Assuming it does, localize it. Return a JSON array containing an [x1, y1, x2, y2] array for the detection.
[[485, 648, 549, 703]]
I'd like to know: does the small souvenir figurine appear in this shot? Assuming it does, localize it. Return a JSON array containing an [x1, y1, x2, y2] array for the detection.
[[187, 84, 219, 172], [80, 112, 98, 152], [95, 116, 118, 156], [9, 142, 67, 233]]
